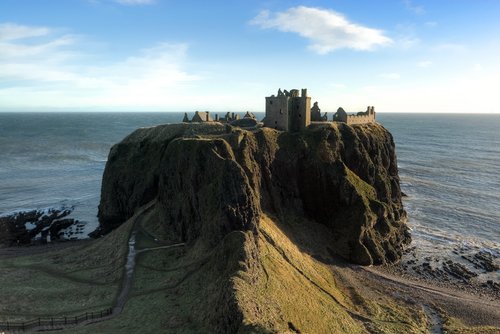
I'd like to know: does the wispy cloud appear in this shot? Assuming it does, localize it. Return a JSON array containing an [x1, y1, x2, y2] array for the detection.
[[0, 23, 50, 41], [250, 6, 392, 54], [403, 0, 425, 15], [0, 23, 199, 110], [394, 24, 420, 49]]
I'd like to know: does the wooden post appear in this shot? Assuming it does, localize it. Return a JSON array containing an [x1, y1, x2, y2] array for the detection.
[[39, 317, 41, 326], [51, 317, 54, 327], [64, 316, 67, 325]]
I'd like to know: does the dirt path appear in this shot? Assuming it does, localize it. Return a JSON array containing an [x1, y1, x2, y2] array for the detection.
[[422, 304, 444, 334]]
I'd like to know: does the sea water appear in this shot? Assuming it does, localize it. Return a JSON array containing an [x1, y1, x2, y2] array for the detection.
[[379, 114, 500, 280], [0, 112, 498, 267]]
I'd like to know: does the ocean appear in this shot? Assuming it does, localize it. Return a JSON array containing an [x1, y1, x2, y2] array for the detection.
[[0, 112, 499, 277]]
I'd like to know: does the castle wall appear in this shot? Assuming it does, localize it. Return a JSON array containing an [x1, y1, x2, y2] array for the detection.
[[264, 96, 289, 131], [295, 94, 311, 131], [346, 113, 375, 125]]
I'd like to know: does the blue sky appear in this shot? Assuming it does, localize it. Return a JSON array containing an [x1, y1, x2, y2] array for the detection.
[[1, 0, 499, 112]]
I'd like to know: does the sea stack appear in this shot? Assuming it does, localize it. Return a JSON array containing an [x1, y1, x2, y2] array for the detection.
[[96, 120, 409, 265]]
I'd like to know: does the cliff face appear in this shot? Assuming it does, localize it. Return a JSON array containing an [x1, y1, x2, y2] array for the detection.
[[97, 122, 409, 265]]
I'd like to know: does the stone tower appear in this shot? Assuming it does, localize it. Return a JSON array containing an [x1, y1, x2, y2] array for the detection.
[[264, 88, 311, 132]]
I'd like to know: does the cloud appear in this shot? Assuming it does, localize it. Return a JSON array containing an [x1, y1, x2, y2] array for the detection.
[[0, 23, 200, 110], [380, 73, 400, 79], [114, 0, 155, 5], [417, 60, 432, 68], [0, 23, 50, 41], [250, 6, 392, 54], [403, 0, 425, 15]]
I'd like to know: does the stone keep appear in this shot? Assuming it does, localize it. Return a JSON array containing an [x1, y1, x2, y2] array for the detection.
[[264, 89, 311, 132]]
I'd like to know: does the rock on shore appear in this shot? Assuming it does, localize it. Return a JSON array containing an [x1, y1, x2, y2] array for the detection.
[[0, 208, 81, 246], [96, 122, 410, 265]]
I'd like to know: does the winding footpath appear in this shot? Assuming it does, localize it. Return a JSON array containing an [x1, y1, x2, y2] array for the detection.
[[1, 201, 185, 333]]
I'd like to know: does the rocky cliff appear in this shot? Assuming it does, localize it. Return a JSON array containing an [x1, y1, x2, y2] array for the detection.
[[97, 122, 409, 265]]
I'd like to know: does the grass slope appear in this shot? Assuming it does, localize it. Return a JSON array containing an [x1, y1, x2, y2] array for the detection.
[[1, 203, 496, 333], [0, 218, 133, 321]]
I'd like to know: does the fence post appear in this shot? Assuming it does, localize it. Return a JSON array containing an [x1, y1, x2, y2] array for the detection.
[[39, 317, 41, 326], [51, 317, 54, 327], [75, 315, 77, 324], [86, 312, 88, 320], [22, 322, 25, 331]]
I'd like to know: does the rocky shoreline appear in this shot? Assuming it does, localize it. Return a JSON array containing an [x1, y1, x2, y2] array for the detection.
[[0, 207, 85, 247], [381, 244, 500, 301]]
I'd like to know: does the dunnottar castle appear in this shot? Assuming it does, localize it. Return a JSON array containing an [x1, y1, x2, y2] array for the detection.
[[183, 88, 376, 131]]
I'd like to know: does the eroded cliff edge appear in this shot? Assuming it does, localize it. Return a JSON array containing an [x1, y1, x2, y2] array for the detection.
[[96, 122, 410, 265]]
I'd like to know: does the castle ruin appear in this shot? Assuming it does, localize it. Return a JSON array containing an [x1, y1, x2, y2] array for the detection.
[[264, 88, 375, 131], [181, 89, 375, 132], [332, 106, 376, 125], [183, 111, 258, 128], [263, 89, 311, 132]]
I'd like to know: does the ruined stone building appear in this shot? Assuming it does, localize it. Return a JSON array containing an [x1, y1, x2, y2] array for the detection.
[[181, 89, 375, 131], [311, 102, 328, 122], [263, 88, 375, 131], [183, 111, 257, 125], [332, 106, 376, 125], [187, 111, 212, 122], [263, 89, 311, 132]]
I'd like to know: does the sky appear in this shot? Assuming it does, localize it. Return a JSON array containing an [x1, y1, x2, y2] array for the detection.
[[0, 0, 499, 113]]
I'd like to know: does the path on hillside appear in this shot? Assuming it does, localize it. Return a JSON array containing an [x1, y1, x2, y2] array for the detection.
[[0, 201, 185, 333], [112, 204, 185, 315], [109, 200, 185, 316]]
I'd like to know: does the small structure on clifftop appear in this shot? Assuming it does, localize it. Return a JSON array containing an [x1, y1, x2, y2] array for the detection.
[[182, 110, 259, 129], [311, 101, 328, 122], [332, 106, 376, 125]]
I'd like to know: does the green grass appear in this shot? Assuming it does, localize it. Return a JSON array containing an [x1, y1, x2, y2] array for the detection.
[[240, 214, 429, 334], [442, 315, 500, 334], [0, 200, 495, 333], [0, 218, 133, 322]]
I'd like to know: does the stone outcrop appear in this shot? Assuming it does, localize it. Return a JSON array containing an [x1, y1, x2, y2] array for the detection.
[[0, 208, 80, 246], [97, 122, 410, 265]]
